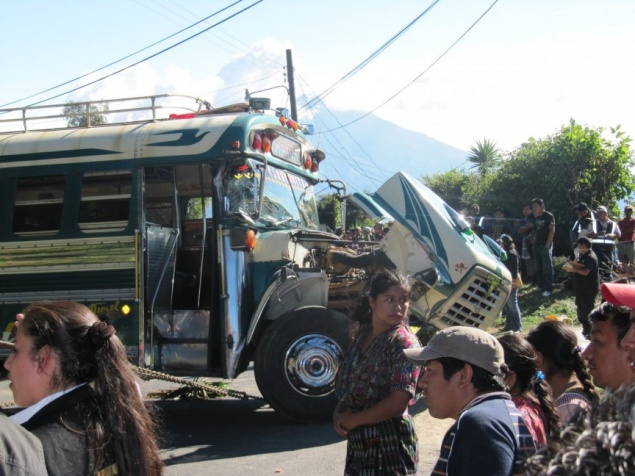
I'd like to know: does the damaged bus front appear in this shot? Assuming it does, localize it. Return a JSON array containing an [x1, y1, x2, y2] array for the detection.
[[346, 171, 512, 331]]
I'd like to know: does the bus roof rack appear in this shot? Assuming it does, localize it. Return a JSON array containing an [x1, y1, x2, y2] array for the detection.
[[0, 94, 212, 134]]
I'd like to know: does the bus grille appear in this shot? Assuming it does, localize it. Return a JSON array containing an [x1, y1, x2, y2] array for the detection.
[[429, 266, 510, 330]]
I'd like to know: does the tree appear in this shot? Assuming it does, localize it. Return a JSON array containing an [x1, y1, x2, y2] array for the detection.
[[467, 138, 500, 175], [316, 193, 375, 234], [432, 120, 635, 255], [505, 121, 632, 205], [316, 193, 341, 232], [499, 121, 634, 252], [421, 168, 470, 211], [63, 101, 109, 127]]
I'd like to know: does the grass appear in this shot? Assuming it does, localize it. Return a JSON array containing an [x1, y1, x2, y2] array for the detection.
[[489, 253, 601, 335], [490, 282, 579, 334]]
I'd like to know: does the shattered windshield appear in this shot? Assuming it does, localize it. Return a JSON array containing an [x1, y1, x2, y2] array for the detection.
[[224, 162, 319, 230]]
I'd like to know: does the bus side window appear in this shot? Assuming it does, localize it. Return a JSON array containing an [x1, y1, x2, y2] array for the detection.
[[13, 175, 65, 235], [78, 170, 132, 233]]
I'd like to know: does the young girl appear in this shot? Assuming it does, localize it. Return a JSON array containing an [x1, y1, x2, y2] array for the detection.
[[498, 333, 561, 447], [5, 301, 163, 475], [334, 269, 421, 475], [526, 320, 598, 424]]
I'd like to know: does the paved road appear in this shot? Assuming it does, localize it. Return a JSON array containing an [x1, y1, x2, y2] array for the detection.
[[0, 326, 588, 475], [0, 369, 450, 475], [151, 369, 450, 475]]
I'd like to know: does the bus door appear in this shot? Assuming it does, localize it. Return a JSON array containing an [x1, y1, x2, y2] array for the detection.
[[142, 165, 214, 373]]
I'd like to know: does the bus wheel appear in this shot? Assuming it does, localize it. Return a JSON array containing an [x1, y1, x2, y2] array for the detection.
[[254, 307, 351, 423]]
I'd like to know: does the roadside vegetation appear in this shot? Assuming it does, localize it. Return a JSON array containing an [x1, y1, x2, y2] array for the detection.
[[491, 283, 578, 334], [422, 119, 634, 258], [491, 255, 582, 333]]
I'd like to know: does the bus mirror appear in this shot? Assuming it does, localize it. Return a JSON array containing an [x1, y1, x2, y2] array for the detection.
[[301, 124, 314, 135]]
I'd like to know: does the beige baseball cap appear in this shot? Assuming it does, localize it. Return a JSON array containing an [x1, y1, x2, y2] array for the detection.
[[404, 326, 504, 376]]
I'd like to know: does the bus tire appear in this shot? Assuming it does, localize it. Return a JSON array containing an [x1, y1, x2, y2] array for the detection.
[[254, 306, 351, 423]]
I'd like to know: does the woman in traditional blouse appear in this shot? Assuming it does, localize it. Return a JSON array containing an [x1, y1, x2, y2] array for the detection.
[[334, 269, 421, 475]]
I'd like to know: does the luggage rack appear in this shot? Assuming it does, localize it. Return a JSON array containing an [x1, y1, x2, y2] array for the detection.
[[0, 94, 212, 133]]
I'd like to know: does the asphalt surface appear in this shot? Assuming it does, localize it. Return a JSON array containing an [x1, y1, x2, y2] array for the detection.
[[0, 369, 450, 476], [0, 326, 588, 475]]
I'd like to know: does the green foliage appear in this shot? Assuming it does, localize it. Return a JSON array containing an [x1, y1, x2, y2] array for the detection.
[[316, 192, 377, 233], [185, 197, 212, 220], [421, 168, 500, 214], [552, 255, 574, 290], [424, 120, 635, 256], [499, 120, 635, 253], [316, 193, 340, 231], [421, 168, 469, 210], [467, 138, 500, 175], [63, 101, 109, 127], [490, 284, 579, 333]]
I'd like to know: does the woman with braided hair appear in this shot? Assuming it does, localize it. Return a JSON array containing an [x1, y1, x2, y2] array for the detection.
[[526, 320, 598, 425], [4, 301, 163, 475], [498, 333, 561, 447]]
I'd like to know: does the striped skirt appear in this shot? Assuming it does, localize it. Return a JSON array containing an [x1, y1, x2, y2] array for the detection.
[[344, 416, 418, 475]]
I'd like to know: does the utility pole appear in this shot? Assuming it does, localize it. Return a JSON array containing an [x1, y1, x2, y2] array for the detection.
[[286, 49, 298, 122]]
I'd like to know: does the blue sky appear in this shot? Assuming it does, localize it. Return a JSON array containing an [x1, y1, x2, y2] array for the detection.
[[2, 0, 634, 159]]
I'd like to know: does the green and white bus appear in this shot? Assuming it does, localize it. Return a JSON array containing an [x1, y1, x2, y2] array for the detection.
[[0, 94, 512, 421], [0, 95, 353, 420]]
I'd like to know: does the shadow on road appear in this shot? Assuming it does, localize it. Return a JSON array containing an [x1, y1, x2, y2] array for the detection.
[[155, 398, 343, 466]]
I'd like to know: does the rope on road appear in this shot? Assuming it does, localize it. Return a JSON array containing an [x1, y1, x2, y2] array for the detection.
[[133, 366, 266, 401], [0, 366, 266, 408]]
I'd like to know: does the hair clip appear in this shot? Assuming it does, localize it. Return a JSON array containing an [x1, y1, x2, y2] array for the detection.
[[535, 371, 545, 381], [571, 345, 582, 355]]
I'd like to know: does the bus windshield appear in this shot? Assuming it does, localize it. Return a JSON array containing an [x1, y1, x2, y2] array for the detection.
[[224, 162, 319, 230]]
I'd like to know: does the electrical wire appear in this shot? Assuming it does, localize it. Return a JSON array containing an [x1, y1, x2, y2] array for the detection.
[[322, 0, 501, 133], [296, 74, 387, 190], [301, 0, 442, 112], [0, 0, 245, 108], [12, 0, 265, 109], [136, 0, 284, 73]]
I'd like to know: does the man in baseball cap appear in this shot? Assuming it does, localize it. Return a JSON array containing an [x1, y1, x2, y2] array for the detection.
[[404, 327, 535, 475], [600, 283, 635, 377]]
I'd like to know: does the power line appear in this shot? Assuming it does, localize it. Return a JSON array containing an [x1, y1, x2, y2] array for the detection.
[[0, 0, 245, 108], [296, 74, 387, 190], [301, 0, 442, 112], [14, 0, 265, 109], [136, 0, 284, 73], [322, 0, 501, 133]]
